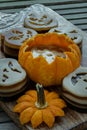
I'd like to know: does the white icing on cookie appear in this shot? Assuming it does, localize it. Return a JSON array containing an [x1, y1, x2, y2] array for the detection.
[[24, 4, 58, 31], [0, 58, 27, 86], [62, 66, 87, 108], [49, 25, 83, 45], [4, 27, 37, 48], [0, 11, 24, 33]]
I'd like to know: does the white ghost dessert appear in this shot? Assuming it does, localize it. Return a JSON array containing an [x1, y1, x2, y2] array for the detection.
[[62, 66, 87, 109], [0, 58, 28, 97], [31, 48, 66, 64]]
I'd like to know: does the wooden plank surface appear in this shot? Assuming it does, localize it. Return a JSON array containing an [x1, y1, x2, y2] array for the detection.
[[0, 123, 19, 130], [0, 100, 87, 130], [0, 108, 20, 130], [0, 0, 87, 130]]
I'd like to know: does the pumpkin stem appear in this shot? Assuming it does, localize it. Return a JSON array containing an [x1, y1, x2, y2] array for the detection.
[[35, 83, 48, 109]]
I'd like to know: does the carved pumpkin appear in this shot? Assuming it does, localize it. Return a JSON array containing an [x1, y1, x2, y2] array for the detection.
[[18, 32, 81, 86], [13, 84, 66, 128]]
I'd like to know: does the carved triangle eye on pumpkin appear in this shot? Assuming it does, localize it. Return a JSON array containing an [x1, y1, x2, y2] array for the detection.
[[18, 32, 81, 86]]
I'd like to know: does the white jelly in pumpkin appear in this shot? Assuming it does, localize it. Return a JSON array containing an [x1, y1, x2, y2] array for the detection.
[[31, 48, 66, 64]]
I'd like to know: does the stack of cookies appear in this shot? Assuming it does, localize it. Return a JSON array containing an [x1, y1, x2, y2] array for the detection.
[[0, 58, 28, 98], [1, 4, 83, 58], [62, 66, 87, 109], [1, 27, 37, 58]]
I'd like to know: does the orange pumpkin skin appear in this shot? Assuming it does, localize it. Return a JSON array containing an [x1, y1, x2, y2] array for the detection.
[[18, 32, 81, 86], [13, 84, 66, 128]]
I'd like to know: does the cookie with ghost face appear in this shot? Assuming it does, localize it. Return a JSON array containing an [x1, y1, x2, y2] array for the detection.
[[62, 66, 87, 109], [0, 58, 28, 97]]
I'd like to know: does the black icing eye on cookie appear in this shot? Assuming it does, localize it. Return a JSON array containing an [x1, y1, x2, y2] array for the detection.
[[0, 58, 28, 98], [62, 66, 87, 109]]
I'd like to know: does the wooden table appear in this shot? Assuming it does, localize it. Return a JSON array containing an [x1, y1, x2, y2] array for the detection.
[[0, 0, 87, 130]]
